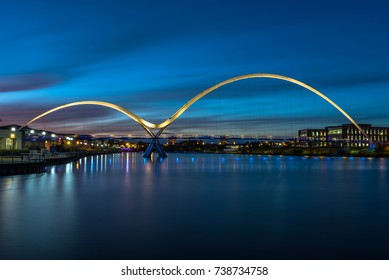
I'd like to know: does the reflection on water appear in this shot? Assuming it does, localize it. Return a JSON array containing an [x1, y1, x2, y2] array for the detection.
[[0, 153, 388, 260], [0, 173, 46, 192]]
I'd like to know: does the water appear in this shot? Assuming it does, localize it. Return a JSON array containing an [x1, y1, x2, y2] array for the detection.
[[0, 153, 388, 260]]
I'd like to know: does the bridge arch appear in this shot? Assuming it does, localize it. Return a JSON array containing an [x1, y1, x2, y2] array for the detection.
[[21, 73, 370, 143], [155, 74, 370, 140], [20, 101, 156, 137]]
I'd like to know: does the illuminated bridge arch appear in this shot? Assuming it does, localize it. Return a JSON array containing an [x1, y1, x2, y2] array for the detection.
[[22, 73, 370, 157], [155, 74, 369, 140], [21, 101, 157, 137]]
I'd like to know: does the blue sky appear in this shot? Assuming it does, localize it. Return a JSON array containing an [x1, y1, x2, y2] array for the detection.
[[1, 0, 389, 136]]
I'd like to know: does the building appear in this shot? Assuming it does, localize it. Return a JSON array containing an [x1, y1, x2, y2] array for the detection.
[[23, 127, 64, 151], [327, 124, 389, 147], [299, 124, 389, 148], [298, 128, 327, 147], [0, 124, 66, 151], [0, 125, 23, 150]]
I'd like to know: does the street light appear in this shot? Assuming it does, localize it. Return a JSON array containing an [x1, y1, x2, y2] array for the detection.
[[11, 127, 16, 132]]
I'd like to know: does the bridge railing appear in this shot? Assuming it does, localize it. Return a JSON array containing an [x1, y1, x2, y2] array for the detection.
[[0, 152, 82, 165], [0, 153, 45, 164]]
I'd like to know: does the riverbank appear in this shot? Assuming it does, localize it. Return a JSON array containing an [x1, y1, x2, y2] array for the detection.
[[0, 150, 120, 176], [232, 147, 389, 158], [162, 138, 389, 157], [165, 143, 389, 158]]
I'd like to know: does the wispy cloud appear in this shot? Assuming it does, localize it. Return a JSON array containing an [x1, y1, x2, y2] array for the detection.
[[0, 73, 63, 93]]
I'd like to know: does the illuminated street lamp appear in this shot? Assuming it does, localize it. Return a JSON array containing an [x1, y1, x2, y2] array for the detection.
[[11, 127, 16, 132]]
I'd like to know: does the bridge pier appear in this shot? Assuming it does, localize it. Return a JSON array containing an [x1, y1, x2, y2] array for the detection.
[[143, 138, 167, 158]]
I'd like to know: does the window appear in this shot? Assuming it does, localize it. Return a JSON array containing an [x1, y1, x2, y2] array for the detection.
[[6, 138, 14, 150], [328, 129, 342, 135]]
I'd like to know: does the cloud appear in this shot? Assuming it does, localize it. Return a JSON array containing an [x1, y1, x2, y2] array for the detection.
[[309, 72, 389, 91], [0, 73, 63, 93]]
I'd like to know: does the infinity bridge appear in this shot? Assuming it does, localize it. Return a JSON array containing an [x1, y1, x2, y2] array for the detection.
[[21, 73, 370, 158]]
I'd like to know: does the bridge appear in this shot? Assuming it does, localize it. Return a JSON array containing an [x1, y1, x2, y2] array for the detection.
[[20, 73, 370, 158]]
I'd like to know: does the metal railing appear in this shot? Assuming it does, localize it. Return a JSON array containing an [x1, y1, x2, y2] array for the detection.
[[0, 153, 45, 164], [0, 152, 81, 165]]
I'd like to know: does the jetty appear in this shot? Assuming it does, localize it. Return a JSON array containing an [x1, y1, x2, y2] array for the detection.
[[0, 152, 81, 176]]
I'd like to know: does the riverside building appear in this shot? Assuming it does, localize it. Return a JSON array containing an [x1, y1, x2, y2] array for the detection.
[[299, 124, 389, 148]]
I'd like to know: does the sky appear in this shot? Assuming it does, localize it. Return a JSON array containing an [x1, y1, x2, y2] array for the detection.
[[1, 0, 389, 137]]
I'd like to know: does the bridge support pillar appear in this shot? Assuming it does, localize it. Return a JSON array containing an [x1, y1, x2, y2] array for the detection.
[[143, 138, 167, 158]]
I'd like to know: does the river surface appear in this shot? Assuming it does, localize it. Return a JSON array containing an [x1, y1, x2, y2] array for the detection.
[[0, 153, 388, 259]]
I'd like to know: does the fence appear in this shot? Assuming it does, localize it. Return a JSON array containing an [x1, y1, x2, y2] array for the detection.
[[0, 152, 81, 165]]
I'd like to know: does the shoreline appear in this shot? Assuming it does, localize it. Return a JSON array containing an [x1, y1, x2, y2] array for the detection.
[[166, 150, 389, 158], [0, 151, 120, 176]]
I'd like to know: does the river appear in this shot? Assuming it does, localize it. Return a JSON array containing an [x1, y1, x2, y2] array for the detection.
[[0, 153, 388, 259]]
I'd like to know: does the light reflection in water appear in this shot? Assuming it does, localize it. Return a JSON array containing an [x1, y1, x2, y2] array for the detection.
[[126, 153, 130, 173], [1, 153, 389, 260]]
